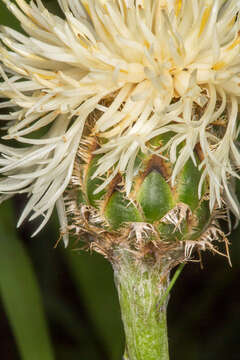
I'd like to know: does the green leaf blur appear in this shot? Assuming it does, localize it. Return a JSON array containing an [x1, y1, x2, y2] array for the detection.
[[0, 201, 54, 360]]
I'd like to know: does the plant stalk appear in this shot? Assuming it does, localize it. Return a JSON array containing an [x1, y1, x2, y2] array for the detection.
[[114, 252, 171, 360]]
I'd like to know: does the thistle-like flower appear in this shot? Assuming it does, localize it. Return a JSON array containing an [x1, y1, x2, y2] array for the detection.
[[1, 1, 240, 359], [0, 0, 240, 244]]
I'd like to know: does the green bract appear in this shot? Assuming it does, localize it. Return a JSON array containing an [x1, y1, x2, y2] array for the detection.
[[66, 133, 215, 264]]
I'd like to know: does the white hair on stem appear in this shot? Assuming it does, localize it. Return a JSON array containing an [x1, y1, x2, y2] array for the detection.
[[0, 0, 240, 245]]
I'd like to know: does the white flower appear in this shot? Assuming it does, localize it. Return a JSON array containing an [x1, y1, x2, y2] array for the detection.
[[0, 0, 240, 245]]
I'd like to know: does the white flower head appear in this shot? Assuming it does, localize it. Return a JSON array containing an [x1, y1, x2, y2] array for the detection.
[[0, 0, 240, 245]]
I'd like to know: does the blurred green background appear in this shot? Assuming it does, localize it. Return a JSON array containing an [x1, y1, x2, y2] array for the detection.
[[0, 1, 240, 359]]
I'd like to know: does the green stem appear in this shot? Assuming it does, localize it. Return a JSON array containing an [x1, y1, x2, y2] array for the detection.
[[114, 253, 172, 360], [158, 263, 185, 309]]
